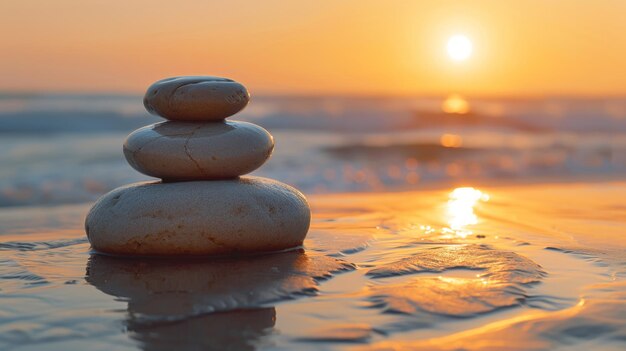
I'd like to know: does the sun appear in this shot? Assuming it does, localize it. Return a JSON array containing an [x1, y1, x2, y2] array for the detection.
[[447, 35, 473, 61]]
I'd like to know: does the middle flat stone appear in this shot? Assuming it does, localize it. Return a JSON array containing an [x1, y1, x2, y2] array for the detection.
[[124, 121, 274, 180]]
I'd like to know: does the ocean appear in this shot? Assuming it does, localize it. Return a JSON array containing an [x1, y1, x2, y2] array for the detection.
[[2, 93, 626, 350], [2, 93, 626, 207]]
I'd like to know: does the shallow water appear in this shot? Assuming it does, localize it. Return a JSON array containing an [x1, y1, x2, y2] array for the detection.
[[1, 181, 624, 350]]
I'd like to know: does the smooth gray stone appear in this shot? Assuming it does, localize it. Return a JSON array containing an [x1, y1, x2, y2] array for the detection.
[[144, 76, 249, 121], [123, 121, 273, 180], [85, 177, 311, 256]]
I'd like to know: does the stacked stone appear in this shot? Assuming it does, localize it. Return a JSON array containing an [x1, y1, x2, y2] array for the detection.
[[85, 76, 311, 256]]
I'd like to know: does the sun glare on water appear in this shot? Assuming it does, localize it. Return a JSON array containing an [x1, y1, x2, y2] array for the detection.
[[442, 94, 470, 114], [447, 35, 473, 61], [446, 187, 490, 238]]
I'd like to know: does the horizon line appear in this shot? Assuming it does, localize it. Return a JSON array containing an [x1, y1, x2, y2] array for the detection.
[[1, 90, 626, 100]]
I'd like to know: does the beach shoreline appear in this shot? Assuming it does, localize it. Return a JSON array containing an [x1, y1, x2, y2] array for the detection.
[[1, 180, 624, 350]]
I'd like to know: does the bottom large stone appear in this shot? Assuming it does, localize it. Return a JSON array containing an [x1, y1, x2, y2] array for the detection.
[[85, 177, 311, 256]]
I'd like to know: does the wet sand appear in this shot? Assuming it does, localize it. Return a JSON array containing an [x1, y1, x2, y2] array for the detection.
[[1, 181, 625, 350]]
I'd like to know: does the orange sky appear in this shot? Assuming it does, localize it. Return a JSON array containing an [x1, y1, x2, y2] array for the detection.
[[1, 0, 625, 96]]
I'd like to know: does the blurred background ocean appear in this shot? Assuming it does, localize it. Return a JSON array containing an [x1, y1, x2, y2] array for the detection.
[[2, 92, 626, 208]]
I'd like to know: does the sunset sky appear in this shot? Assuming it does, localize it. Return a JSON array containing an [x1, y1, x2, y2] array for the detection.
[[2, 0, 625, 96]]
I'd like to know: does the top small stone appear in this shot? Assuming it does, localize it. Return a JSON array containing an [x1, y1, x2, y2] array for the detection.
[[143, 76, 249, 121]]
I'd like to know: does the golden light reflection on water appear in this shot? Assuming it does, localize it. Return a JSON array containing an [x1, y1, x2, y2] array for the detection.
[[437, 276, 490, 287], [440, 133, 463, 148], [442, 94, 470, 114], [446, 187, 490, 238]]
